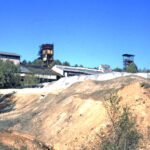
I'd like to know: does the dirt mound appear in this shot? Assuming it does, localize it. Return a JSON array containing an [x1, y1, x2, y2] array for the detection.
[[0, 76, 150, 149], [0, 131, 52, 150]]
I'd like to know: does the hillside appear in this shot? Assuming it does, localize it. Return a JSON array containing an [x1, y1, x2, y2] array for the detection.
[[0, 75, 150, 149]]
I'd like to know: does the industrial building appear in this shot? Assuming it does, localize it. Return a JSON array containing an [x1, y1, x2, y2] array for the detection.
[[20, 65, 60, 82], [99, 65, 112, 73], [40, 44, 54, 66], [0, 51, 20, 65], [51, 65, 111, 77], [19, 64, 112, 83]]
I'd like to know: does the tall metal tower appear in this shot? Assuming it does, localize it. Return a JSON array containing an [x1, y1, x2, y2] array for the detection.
[[41, 44, 54, 66], [122, 54, 135, 70]]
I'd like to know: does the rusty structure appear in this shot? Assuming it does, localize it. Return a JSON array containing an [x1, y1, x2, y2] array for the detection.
[[41, 44, 54, 66], [122, 54, 135, 70]]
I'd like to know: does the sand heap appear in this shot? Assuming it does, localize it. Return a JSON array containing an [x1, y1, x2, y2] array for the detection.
[[0, 75, 150, 149]]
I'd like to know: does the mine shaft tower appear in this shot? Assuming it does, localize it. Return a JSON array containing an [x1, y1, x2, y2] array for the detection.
[[41, 44, 54, 66], [122, 54, 135, 70]]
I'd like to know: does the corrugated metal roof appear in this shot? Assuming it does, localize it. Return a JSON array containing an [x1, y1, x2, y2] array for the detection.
[[56, 65, 101, 72], [53, 65, 103, 76], [20, 66, 31, 73], [0, 51, 20, 57], [20, 65, 57, 75], [63, 68, 102, 75], [122, 54, 134, 57]]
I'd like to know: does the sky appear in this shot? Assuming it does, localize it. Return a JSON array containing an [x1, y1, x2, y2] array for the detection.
[[0, 0, 150, 69]]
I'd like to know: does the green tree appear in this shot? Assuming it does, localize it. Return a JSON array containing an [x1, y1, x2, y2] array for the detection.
[[22, 74, 39, 87], [79, 64, 83, 67], [113, 67, 122, 72], [74, 64, 84, 67], [147, 70, 150, 73], [0, 60, 21, 88], [38, 45, 43, 60], [49, 59, 62, 68], [126, 63, 138, 73], [0, 63, 5, 87], [28, 61, 32, 65], [63, 61, 70, 66], [74, 64, 78, 67], [99, 94, 142, 150], [22, 60, 27, 65], [32, 59, 44, 66]]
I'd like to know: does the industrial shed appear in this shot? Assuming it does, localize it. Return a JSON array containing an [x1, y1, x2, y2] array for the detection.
[[51, 65, 104, 77], [20, 65, 60, 82], [0, 51, 20, 65]]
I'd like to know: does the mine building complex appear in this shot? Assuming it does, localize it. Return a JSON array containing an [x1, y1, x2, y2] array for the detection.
[[0, 45, 113, 83]]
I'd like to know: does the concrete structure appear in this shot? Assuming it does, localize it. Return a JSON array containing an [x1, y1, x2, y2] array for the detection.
[[51, 65, 105, 77], [0, 51, 20, 65], [99, 65, 112, 73]]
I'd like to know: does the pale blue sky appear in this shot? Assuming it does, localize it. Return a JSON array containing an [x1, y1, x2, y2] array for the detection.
[[0, 0, 150, 69]]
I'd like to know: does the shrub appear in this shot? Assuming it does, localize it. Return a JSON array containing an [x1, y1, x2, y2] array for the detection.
[[126, 63, 138, 73], [113, 67, 122, 72], [63, 61, 70, 66], [0, 60, 21, 88], [99, 94, 142, 150], [21, 74, 39, 88]]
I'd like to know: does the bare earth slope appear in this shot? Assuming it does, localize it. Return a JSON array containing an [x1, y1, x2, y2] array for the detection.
[[0, 76, 150, 149]]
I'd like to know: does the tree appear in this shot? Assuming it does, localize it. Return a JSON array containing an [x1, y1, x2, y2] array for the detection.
[[0, 62, 5, 87], [113, 67, 122, 72], [38, 45, 43, 60], [28, 61, 32, 65], [0, 60, 21, 88], [126, 63, 138, 73], [32, 59, 44, 66], [49, 59, 62, 68], [53, 59, 62, 65], [99, 94, 142, 150], [147, 70, 150, 73], [79, 64, 83, 67], [63, 61, 70, 66], [22, 60, 27, 65], [74, 64, 78, 67], [22, 74, 39, 87]]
